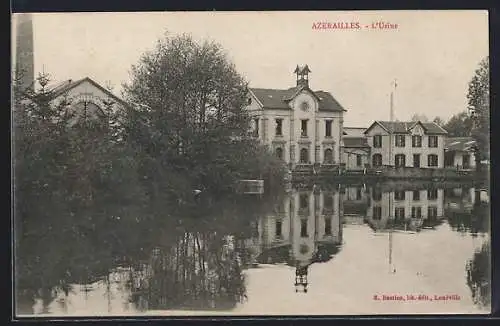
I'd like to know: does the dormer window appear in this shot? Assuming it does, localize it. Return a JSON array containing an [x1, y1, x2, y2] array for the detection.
[[247, 97, 252, 105]]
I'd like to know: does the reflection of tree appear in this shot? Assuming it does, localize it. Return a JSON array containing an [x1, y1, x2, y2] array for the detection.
[[130, 232, 246, 311], [447, 202, 489, 235], [466, 240, 490, 307]]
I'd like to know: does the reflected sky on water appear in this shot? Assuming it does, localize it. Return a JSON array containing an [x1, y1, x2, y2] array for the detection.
[[16, 182, 490, 316]]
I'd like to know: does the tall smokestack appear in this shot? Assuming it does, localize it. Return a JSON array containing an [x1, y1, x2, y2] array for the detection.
[[14, 13, 35, 93]]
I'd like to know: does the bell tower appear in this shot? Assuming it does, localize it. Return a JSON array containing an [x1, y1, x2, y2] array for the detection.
[[14, 13, 35, 93], [294, 64, 311, 88]]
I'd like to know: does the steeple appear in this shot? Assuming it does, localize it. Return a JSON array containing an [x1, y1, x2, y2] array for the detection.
[[294, 64, 311, 88], [14, 13, 35, 93]]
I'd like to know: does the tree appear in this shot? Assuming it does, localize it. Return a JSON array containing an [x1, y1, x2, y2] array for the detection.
[[410, 114, 429, 122], [122, 33, 284, 215], [467, 57, 489, 163], [442, 111, 473, 137], [432, 116, 445, 126]]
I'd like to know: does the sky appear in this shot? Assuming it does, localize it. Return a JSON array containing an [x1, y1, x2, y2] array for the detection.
[[12, 10, 488, 127]]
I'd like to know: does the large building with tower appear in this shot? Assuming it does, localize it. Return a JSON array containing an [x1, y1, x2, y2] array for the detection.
[[245, 65, 346, 169]]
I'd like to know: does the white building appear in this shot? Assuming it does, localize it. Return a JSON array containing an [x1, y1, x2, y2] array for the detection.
[[364, 121, 448, 169], [245, 65, 346, 168], [444, 137, 476, 170]]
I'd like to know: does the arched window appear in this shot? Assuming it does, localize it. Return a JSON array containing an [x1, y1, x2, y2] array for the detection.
[[372, 154, 382, 167], [68, 101, 106, 127], [275, 147, 283, 160], [300, 148, 309, 163], [395, 154, 406, 167], [324, 148, 333, 164]]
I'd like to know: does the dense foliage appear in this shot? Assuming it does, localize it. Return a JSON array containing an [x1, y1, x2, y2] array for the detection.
[[14, 34, 285, 313]]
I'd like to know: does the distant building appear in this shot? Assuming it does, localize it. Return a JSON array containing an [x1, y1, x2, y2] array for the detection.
[[341, 127, 370, 171], [444, 137, 476, 170], [364, 121, 448, 169], [245, 65, 346, 168], [46, 77, 127, 126]]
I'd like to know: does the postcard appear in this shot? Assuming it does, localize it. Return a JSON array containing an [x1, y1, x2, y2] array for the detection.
[[12, 10, 490, 317]]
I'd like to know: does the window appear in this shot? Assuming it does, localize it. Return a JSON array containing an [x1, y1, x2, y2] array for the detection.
[[395, 191, 405, 201], [428, 189, 438, 200], [300, 148, 309, 163], [463, 154, 471, 169], [411, 207, 422, 218], [372, 188, 382, 201], [324, 148, 333, 164], [325, 120, 332, 137], [275, 147, 283, 160], [412, 135, 422, 147], [275, 219, 282, 238], [275, 118, 283, 136], [356, 154, 362, 167], [428, 154, 438, 167], [413, 154, 421, 168], [356, 188, 362, 200], [301, 119, 308, 137], [413, 190, 420, 201], [300, 219, 308, 237], [428, 135, 438, 148], [325, 218, 332, 235], [253, 118, 259, 137], [372, 154, 382, 167], [395, 154, 406, 167], [373, 135, 382, 148], [395, 207, 405, 220], [428, 206, 438, 218], [300, 194, 309, 210], [247, 97, 252, 105], [373, 206, 382, 220], [395, 134, 406, 147]]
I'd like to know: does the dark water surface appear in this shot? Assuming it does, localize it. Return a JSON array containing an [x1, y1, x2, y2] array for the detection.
[[16, 182, 490, 316]]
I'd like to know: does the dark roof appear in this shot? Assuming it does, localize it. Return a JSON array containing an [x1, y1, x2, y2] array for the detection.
[[249, 86, 345, 112], [445, 137, 476, 152], [47, 77, 128, 107], [364, 120, 447, 135], [342, 137, 369, 148]]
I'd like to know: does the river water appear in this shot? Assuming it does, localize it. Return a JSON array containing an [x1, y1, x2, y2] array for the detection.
[[16, 182, 490, 316]]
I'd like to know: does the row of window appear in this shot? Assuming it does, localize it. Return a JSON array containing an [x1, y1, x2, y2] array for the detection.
[[253, 118, 334, 138], [275, 146, 335, 164], [372, 153, 439, 167], [299, 193, 335, 210], [373, 135, 439, 148], [273, 218, 333, 239], [372, 189, 439, 201], [372, 206, 438, 220]]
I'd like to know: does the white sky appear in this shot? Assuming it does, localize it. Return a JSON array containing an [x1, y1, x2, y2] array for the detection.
[[12, 10, 488, 127]]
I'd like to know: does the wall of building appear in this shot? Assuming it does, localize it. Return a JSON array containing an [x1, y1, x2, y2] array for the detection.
[[452, 150, 476, 169], [342, 147, 370, 170], [365, 123, 445, 168]]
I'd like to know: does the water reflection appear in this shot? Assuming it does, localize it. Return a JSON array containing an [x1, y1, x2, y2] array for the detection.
[[16, 182, 491, 315]]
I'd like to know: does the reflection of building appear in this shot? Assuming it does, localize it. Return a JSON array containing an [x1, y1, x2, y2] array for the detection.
[[245, 65, 346, 168], [364, 121, 447, 168], [366, 186, 444, 231], [444, 137, 476, 170], [341, 185, 369, 217], [341, 127, 370, 171], [247, 187, 343, 266], [444, 187, 475, 213]]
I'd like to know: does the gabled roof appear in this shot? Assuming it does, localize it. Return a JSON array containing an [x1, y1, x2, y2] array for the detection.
[[47, 77, 128, 107], [248, 86, 345, 112], [364, 120, 448, 135], [343, 127, 367, 137], [445, 137, 476, 152]]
